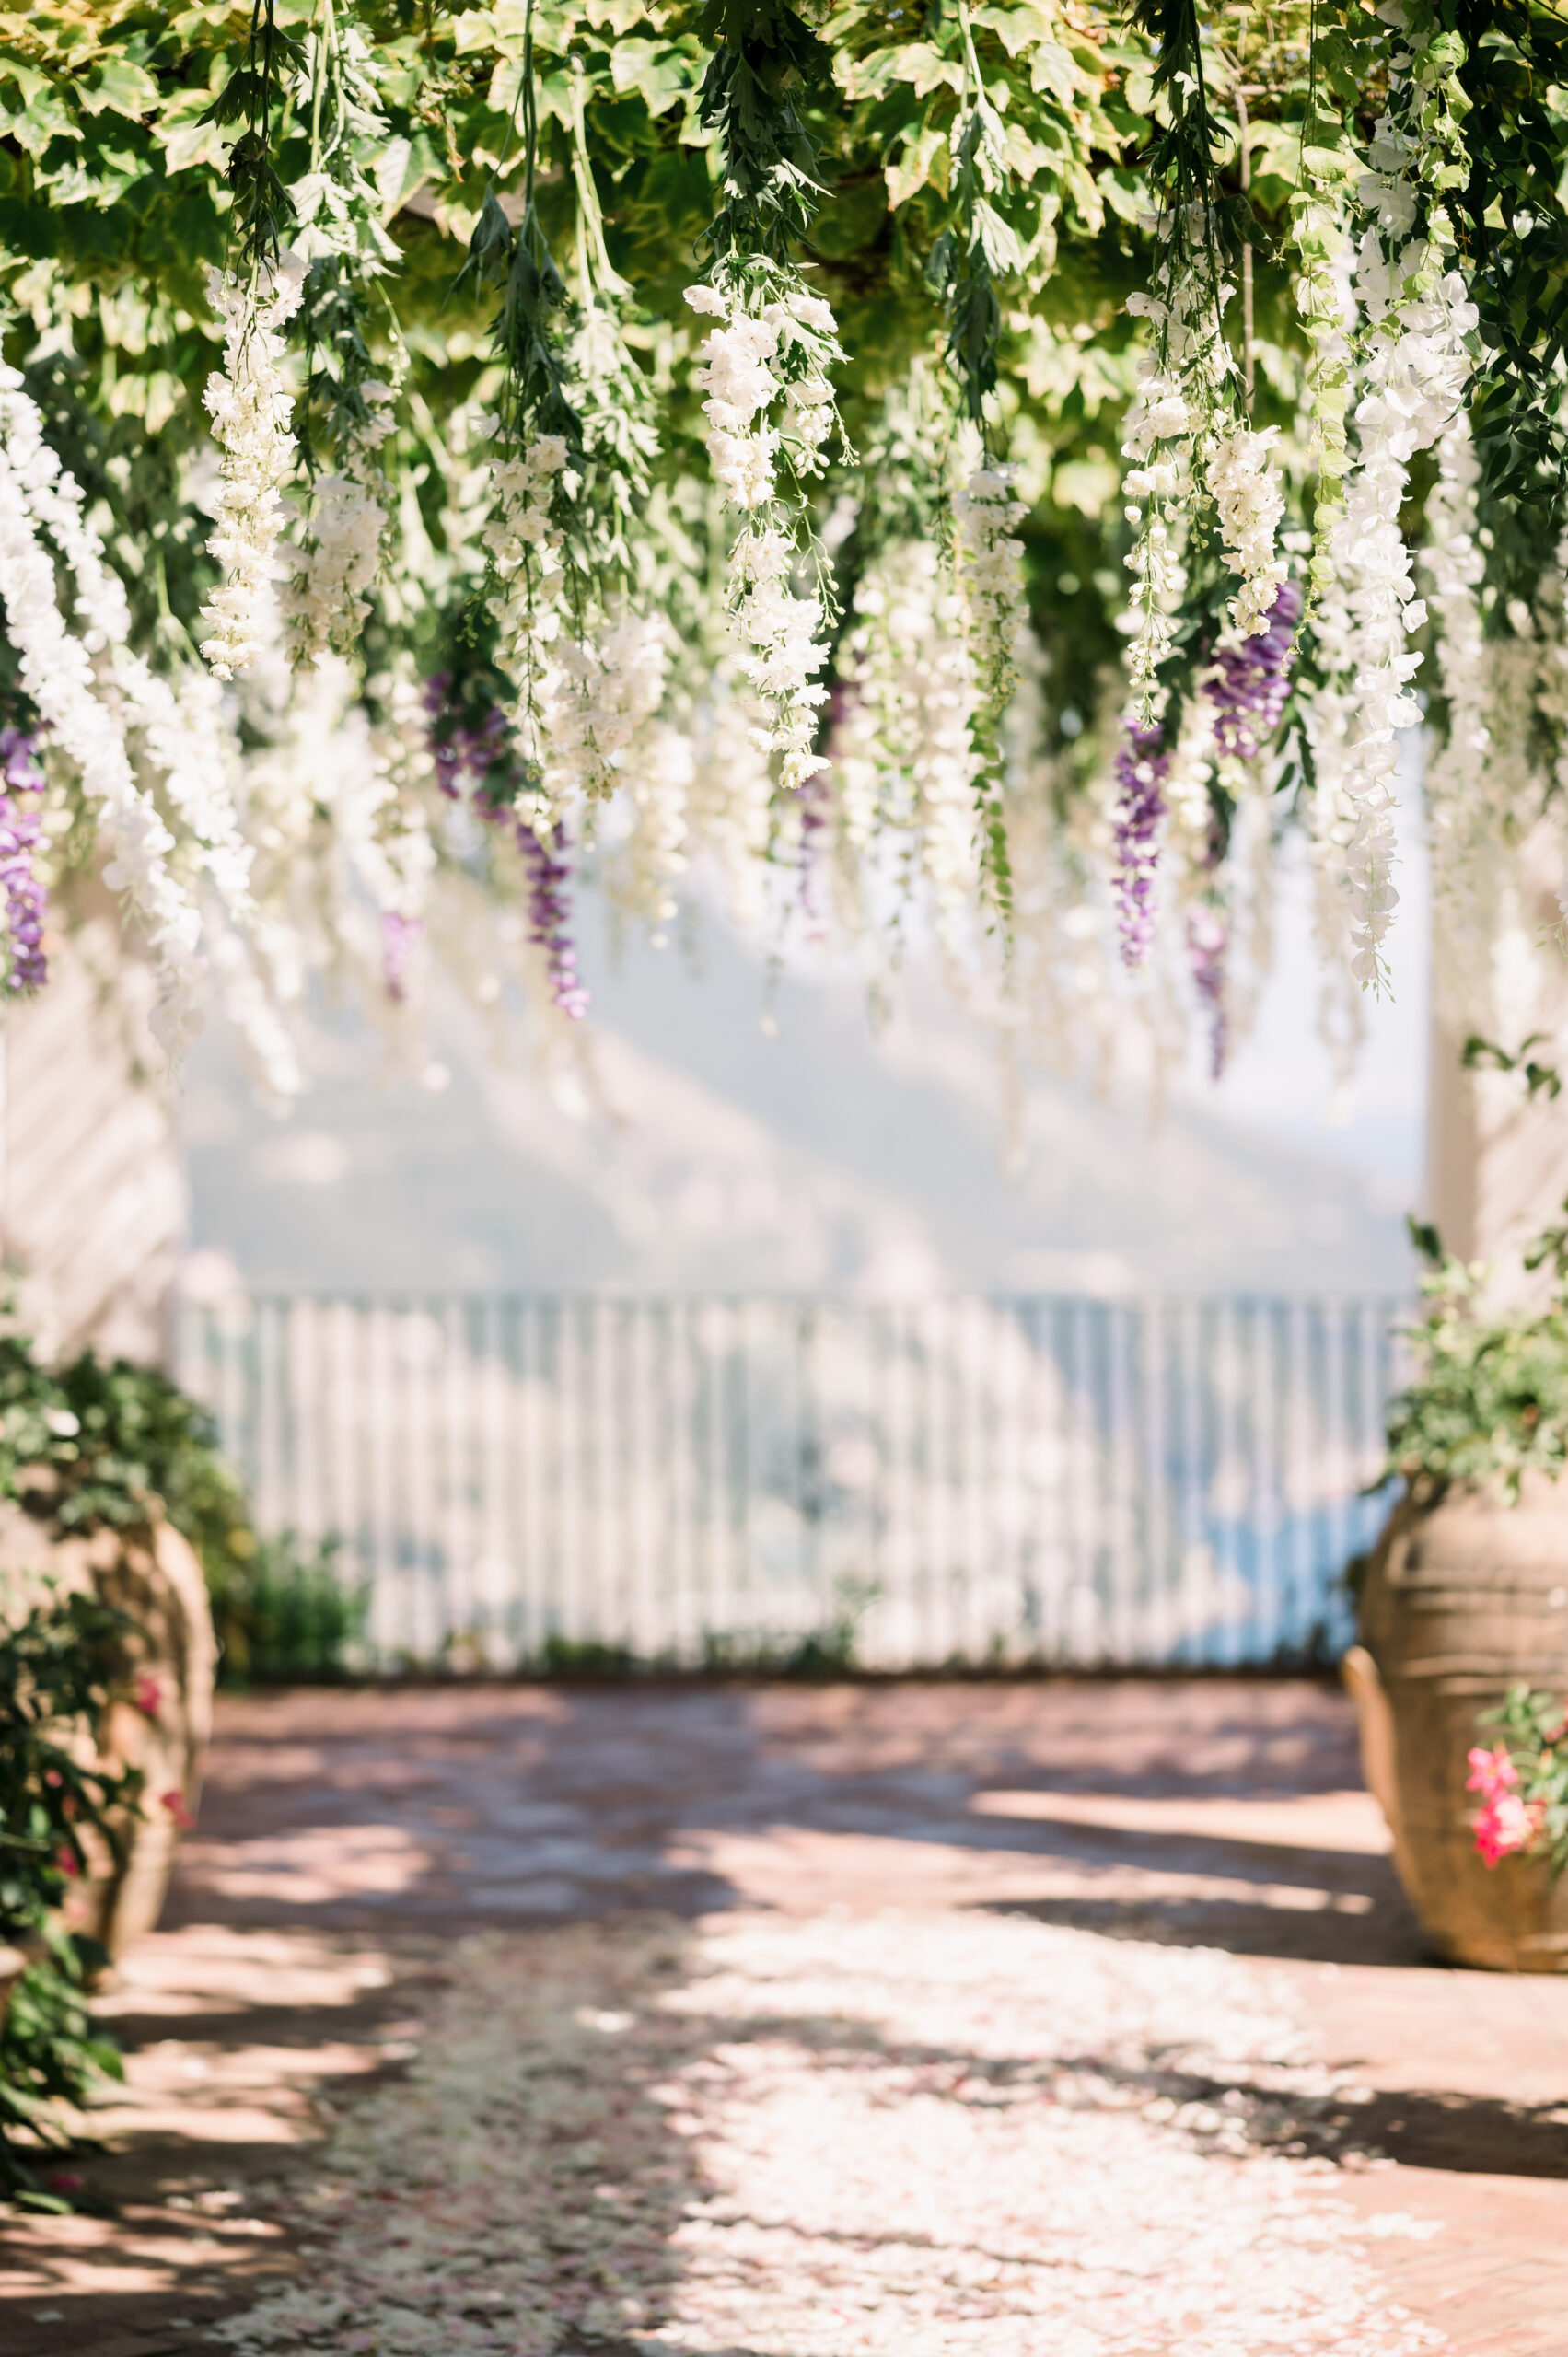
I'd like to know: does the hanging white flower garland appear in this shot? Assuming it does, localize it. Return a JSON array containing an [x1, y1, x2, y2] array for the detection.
[[684, 274, 845, 792], [0, 370, 205, 1051], [1324, 0, 1478, 988], [201, 266, 305, 681], [1421, 411, 1493, 1016]]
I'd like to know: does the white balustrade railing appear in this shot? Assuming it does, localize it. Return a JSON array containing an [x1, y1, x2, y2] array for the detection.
[[177, 1292, 1407, 1670]]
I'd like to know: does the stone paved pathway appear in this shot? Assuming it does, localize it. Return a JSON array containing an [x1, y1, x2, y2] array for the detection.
[[3, 1679, 1567, 2354]]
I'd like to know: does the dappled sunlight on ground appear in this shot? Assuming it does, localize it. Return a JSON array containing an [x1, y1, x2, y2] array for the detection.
[[215, 1911, 1443, 2357], [5, 1681, 1568, 2355]]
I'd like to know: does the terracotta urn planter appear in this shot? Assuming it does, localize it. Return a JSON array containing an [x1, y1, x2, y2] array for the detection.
[[1347, 1470, 1568, 1971], [0, 1496, 215, 1959]]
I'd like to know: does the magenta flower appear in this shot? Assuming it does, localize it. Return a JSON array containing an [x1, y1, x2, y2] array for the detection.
[[161, 1788, 195, 1832], [1474, 1790, 1540, 1867], [1466, 1744, 1519, 1799]]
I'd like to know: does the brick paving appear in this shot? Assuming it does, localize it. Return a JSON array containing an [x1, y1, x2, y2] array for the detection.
[[4, 1678, 1568, 2354]]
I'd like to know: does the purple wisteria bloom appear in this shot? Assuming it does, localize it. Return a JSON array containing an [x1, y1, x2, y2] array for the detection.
[[424, 679, 590, 1021], [1111, 721, 1170, 970], [0, 726, 49, 994], [1206, 579, 1301, 761], [517, 819, 589, 1020], [424, 677, 508, 800]]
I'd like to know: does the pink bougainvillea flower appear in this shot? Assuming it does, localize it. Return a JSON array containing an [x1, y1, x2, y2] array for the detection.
[[1465, 1745, 1518, 1799], [1474, 1791, 1542, 1867], [54, 1844, 78, 1878], [134, 1674, 162, 1719], [160, 1789, 195, 1831]]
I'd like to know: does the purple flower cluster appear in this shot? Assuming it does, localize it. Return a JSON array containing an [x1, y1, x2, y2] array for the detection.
[[381, 911, 422, 1004], [424, 675, 508, 800], [1206, 579, 1301, 761], [0, 726, 48, 995], [518, 819, 589, 1021], [424, 678, 589, 1021], [1111, 722, 1170, 970], [1186, 902, 1228, 1080]]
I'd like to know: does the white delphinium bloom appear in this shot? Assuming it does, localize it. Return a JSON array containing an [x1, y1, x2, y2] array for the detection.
[[1120, 368, 1192, 722], [831, 697, 884, 887], [285, 399, 392, 670], [1301, 577, 1369, 1093], [1325, 6, 1480, 989], [1421, 411, 1493, 1015], [687, 680, 777, 935], [1162, 689, 1219, 856], [4, 374, 251, 911], [912, 625, 983, 957], [206, 921, 304, 1101], [0, 374, 204, 1050], [832, 536, 981, 957], [0, 365, 307, 1082], [622, 721, 693, 945], [1203, 426, 1287, 635], [483, 432, 571, 796], [200, 266, 303, 680], [1121, 216, 1288, 748], [691, 300, 783, 508], [1323, 258, 1473, 986], [730, 528, 831, 793], [367, 658, 442, 817], [684, 277, 844, 790], [10, 368, 253, 911], [1121, 219, 1239, 725], [835, 550, 926, 864], [1292, 194, 1358, 600], [549, 610, 667, 807], [244, 642, 433, 1016], [952, 466, 1028, 720]]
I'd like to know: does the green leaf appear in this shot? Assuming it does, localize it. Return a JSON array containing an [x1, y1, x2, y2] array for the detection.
[[77, 58, 159, 122], [885, 120, 946, 207], [971, 6, 1048, 60], [888, 41, 965, 99]]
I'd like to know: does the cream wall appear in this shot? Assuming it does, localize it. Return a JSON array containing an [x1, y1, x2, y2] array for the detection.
[[1426, 828, 1568, 1299], [0, 882, 183, 1364]]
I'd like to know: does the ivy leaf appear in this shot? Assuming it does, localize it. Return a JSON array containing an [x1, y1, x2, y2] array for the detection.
[[884, 119, 946, 207], [77, 58, 158, 122], [973, 193, 1023, 273]]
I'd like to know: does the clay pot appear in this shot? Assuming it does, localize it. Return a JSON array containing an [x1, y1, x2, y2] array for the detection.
[[0, 1498, 215, 1959], [1349, 1470, 1568, 1971]]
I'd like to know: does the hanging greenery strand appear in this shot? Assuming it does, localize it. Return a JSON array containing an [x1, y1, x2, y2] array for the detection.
[[3, 0, 1568, 1093]]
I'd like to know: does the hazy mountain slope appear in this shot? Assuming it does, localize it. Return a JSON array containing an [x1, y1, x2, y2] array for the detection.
[[183, 879, 1415, 1299]]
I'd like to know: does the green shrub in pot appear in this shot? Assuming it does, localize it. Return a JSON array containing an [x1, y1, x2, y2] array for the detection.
[[1347, 1211, 1568, 1968]]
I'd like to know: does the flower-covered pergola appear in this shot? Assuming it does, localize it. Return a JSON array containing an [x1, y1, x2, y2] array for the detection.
[[0, 0, 1562, 1109]]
